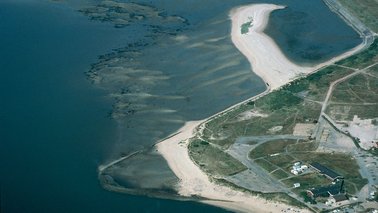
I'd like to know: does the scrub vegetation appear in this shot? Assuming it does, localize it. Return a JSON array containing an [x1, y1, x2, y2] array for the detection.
[[282, 173, 330, 191], [327, 63, 378, 120], [240, 21, 252, 34], [249, 139, 297, 159], [187, 11, 378, 210], [337, 0, 378, 32], [336, 39, 378, 69], [188, 138, 247, 176]]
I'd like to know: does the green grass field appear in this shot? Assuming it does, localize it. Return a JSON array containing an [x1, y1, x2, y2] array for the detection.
[[287, 140, 319, 152], [282, 173, 330, 190], [271, 169, 290, 179], [266, 154, 297, 170], [249, 139, 297, 159], [254, 158, 277, 172]]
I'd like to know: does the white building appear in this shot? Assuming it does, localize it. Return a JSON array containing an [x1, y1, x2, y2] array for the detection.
[[291, 169, 299, 175], [290, 162, 308, 175]]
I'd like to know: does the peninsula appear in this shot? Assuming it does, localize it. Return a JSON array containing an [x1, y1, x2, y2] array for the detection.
[[156, 3, 378, 213]]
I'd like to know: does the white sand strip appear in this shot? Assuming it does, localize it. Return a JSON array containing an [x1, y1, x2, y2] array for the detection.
[[230, 4, 309, 90], [230, 4, 364, 90]]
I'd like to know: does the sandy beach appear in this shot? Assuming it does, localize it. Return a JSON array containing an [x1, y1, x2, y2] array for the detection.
[[156, 121, 310, 213], [230, 4, 310, 90], [156, 3, 365, 213]]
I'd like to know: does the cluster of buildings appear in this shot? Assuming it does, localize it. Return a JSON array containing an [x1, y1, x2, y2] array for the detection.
[[288, 161, 348, 204], [290, 162, 308, 175], [307, 180, 345, 199], [369, 191, 376, 200], [306, 163, 348, 203]]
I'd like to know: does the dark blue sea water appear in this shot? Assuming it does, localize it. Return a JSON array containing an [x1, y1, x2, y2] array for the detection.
[[0, 0, 361, 212], [0, 1, 230, 212]]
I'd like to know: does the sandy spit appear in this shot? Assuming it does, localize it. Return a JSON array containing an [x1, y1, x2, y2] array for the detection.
[[230, 4, 364, 90], [156, 3, 365, 212]]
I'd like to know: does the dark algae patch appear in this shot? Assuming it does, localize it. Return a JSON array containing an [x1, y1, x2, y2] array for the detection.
[[79, 1, 189, 30]]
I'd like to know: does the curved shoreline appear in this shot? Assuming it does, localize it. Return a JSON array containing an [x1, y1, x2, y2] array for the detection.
[[230, 4, 366, 91], [156, 4, 320, 213], [155, 3, 370, 213], [230, 4, 310, 90], [102, 2, 370, 213]]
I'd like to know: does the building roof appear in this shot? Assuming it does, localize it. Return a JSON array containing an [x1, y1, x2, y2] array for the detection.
[[308, 181, 343, 197], [310, 162, 343, 180], [332, 194, 348, 202]]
